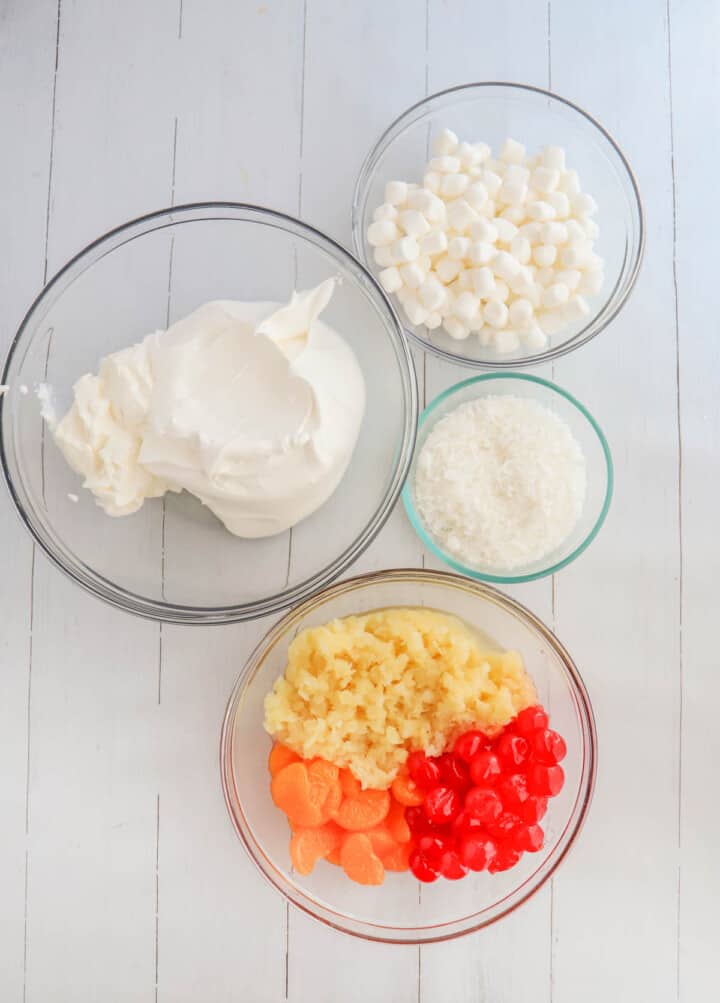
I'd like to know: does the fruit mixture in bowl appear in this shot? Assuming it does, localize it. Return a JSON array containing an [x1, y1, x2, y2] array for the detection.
[[264, 607, 567, 885]]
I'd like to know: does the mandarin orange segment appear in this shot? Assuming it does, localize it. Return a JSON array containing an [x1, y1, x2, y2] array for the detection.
[[339, 768, 363, 799], [333, 789, 391, 831], [268, 743, 300, 777], [307, 759, 342, 821], [386, 798, 411, 843], [290, 823, 342, 876], [271, 762, 325, 828], [378, 841, 411, 872], [340, 833, 385, 886], [366, 826, 397, 859], [391, 772, 424, 807]]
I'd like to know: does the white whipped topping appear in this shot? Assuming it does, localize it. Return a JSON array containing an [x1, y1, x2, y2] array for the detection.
[[53, 278, 365, 537]]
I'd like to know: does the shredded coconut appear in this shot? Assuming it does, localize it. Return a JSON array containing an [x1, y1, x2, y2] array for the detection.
[[414, 395, 586, 570]]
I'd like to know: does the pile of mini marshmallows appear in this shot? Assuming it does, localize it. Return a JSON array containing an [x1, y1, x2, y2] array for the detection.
[[367, 129, 604, 353]]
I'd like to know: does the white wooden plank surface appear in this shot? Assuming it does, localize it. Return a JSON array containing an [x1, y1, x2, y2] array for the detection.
[[0, 1, 716, 1001]]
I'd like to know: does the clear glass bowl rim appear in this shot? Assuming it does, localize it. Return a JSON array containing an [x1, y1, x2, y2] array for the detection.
[[402, 372, 614, 583], [0, 202, 419, 624], [220, 566, 598, 944], [351, 80, 645, 369]]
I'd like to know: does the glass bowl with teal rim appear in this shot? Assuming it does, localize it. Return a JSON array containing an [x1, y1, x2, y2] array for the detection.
[[402, 373, 613, 583]]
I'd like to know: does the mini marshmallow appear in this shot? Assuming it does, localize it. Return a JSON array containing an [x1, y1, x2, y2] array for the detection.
[[535, 266, 556, 287], [537, 308, 567, 335], [419, 275, 447, 311], [484, 299, 509, 328], [477, 326, 493, 347], [448, 235, 471, 260], [391, 236, 420, 263], [500, 179, 528, 205], [522, 323, 549, 350], [467, 309, 485, 332], [435, 255, 463, 283], [585, 251, 604, 272], [482, 170, 503, 197], [384, 181, 409, 206], [454, 270, 473, 292], [440, 172, 470, 198], [398, 210, 431, 238], [379, 266, 403, 293], [505, 163, 531, 185], [419, 230, 448, 256], [425, 311, 443, 330], [481, 198, 497, 219], [572, 192, 598, 216], [527, 200, 557, 222], [525, 282, 543, 308], [501, 205, 527, 225], [565, 219, 586, 242], [407, 188, 436, 213], [542, 282, 570, 309], [439, 288, 457, 316], [542, 146, 566, 171], [423, 171, 441, 194], [418, 254, 432, 273], [374, 246, 395, 267], [367, 219, 399, 246], [563, 294, 591, 322], [560, 241, 590, 268], [443, 317, 469, 340], [510, 235, 532, 264], [400, 261, 428, 289], [500, 138, 526, 163], [540, 221, 569, 245], [470, 219, 497, 243], [494, 328, 520, 353], [446, 199, 478, 233], [457, 141, 484, 168], [493, 250, 522, 282], [468, 240, 494, 265], [432, 128, 459, 156], [582, 218, 600, 239], [547, 191, 570, 218], [494, 218, 518, 244], [396, 285, 412, 304], [531, 166, 560, 193], [537, 244, 557, 268], [469, 266, 495, 297], [555, 268, 582, 291], [579, 270, 604, 295], [428, 155, 461, 173], [509, 265, 536, 297], [465, 182, 489, 210], [508, 297, 534, 331], [454, 291, 481, 322], [518, 221, 543, 244], [486, 279, 510, 303], [403, 296, 428, 326], [558, 169, 581, 196], [373, 203, 399, 222], [473, 142, 492, 163]]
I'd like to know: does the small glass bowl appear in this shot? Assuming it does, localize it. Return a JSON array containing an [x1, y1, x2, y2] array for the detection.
[[403, 374, 613, 583], [220, 568, 597, 944], [0, 203, 417, 624], [352, 81, 644, 368]]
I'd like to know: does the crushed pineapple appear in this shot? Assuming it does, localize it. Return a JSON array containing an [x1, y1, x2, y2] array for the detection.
[[263, 607, 536, 790]]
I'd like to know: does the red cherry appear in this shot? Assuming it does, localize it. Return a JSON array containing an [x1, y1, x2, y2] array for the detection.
[[405, 806, 439, 835], [527, 763, 565, 797], [496, 733, 529, 768], [408, 751, 442, 789], [519, 796, 548, 824], [439, 849, 468, 880], [460, 835, 497, 872], [497, 773, 530, 811], [488, 844, 522, 873], [514, 705, 549, 736], [512, 824, 545, 853], [424, 785, 462, 825], [532, 729, 567, 764], [451, 810, 485, 840], [453, 729, 490, 762], [469, 750, 502, 786], [416, 833, 452, 866], [409, 848, 440, 883], [437, 753, 471, 792], [464, 787, 503, 825], [487, 812, 523, 840]]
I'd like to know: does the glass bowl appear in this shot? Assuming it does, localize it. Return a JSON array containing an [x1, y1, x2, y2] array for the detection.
[[403, 373, 613, 583], [220, 568, 596, 944], [0, 203, 417, 624], [352, 81, 644, 368]]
